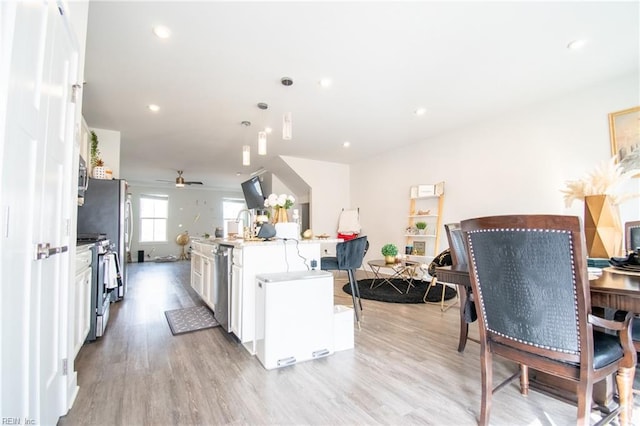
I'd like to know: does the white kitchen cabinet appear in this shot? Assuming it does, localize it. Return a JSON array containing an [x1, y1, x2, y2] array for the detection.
[[73, 245, 92, 357], [231, 263, 243, 337], [201, 255, 213, 310], [191, 251, 203, 294], [190, 241, 216, 311]]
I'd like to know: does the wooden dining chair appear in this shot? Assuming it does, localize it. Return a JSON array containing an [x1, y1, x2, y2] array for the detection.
[[461, 215, 636, 426]]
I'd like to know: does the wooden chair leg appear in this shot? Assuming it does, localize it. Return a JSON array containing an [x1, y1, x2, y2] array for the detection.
[[519, 364, 529, 396], [615, 366, 634, 426], [479, 347, 493, 426], [458, 288, 470, 353], [575, 381, 592, 426]]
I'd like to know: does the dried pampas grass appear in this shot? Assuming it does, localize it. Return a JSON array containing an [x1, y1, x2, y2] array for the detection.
[[561, 156, 640, 207]]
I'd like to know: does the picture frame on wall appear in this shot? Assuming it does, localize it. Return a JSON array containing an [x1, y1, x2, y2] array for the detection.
[[609, 106, 640, 174], [412, 241, 426, 256]]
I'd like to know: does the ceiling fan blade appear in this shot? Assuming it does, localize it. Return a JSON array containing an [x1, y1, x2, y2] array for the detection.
[[156, 179, 173, 183], [185, 181, 203, 185]]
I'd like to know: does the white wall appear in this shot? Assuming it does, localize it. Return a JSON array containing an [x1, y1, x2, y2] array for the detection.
[[351, 72, 640, 262], [280, 156, 350, 236], [128, 184, 243, 260]]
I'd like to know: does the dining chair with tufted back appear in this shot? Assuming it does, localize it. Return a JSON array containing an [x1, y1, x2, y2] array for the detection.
[[461, 214, 636, 426]]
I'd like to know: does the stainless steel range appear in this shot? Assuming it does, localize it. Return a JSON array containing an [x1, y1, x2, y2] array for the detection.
[[78, 234, 120, 340]]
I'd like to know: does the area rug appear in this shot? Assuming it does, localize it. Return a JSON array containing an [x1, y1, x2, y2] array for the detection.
[[343, 279, 457, 304], [165, 305, 220, 335]]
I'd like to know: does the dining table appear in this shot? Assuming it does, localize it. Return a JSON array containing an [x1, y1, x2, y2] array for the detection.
[[435, 264, 640, 424]]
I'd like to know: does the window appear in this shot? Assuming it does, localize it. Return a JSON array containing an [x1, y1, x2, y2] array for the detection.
[[139, 194, 168, 242], [223, 198, 246, 235]]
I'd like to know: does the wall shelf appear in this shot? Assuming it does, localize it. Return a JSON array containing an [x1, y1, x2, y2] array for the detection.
[[406, 182, 444, 259]]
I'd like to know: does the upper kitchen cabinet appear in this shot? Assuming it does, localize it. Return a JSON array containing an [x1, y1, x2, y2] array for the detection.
[[80, 117, 90, 164]]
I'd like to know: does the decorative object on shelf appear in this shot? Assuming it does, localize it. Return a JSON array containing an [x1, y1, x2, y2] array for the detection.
[[264, 193, 295, 224], [92, 159, 106, 179], [405, 226, 417, 235], [410, 182, 445, 198], [608, 106, 640, 174], [406, 182, 445, 261], [381, 243, 398, 264], [561, 156, 640, 258], [413, 241, 426, 256]]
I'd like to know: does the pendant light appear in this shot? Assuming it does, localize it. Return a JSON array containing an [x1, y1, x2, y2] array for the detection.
[[241, 120, 251, 166], [257, 102, 268, 155], [242, 145, 250, 166], [281, 77, 293, 140]]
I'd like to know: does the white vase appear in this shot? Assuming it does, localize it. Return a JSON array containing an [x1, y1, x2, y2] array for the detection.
[[93, 166, 106, 179]]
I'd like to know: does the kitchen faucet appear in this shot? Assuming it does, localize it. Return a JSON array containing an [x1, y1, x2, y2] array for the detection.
[[236, 209, 254, 239]]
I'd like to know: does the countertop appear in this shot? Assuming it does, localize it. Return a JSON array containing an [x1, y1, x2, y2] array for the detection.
[[192, 237, 341, 248]]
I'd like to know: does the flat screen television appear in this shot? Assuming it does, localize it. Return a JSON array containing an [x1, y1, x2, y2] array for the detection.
[[241, 176, 265, 209]]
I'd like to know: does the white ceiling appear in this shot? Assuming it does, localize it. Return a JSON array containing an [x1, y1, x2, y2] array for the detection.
[[82, 1, 640, 190]]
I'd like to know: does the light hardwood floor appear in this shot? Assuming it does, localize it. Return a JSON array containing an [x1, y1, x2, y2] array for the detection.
[[59, 261, 639, 426]]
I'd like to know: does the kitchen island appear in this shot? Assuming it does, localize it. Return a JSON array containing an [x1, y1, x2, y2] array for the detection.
[[190, 237, 341, 356]]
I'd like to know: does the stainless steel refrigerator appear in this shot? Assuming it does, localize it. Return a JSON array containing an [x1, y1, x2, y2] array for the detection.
[[77, 178, 132, 300]]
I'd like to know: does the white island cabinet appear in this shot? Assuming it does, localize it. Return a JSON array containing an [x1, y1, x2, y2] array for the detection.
[[232, 240, 328, 354], [191, 238, 339, 355], [191, 240, 215, 311]]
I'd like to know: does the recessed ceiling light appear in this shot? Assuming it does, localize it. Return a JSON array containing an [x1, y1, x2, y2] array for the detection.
[[414, 107, 427, 116], [567, 39, 587, 50], [147, 104, 160, 112], [153, 25, 171, 39], [343, 141, 351, 148], [265, 127, 273, 134], [319, 78, 332, 88]]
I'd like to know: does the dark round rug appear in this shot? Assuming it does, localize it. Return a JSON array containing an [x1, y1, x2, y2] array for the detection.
[[343, 279, 457, 304]]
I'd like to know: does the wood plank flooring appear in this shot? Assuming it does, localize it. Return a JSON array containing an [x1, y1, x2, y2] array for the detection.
[[59, 261, 639, 425]]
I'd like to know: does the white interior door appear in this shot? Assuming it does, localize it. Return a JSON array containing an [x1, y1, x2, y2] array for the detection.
[[1, 1, 78, 423]]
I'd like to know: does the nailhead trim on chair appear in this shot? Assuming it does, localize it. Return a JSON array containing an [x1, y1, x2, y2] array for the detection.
[[466, 227, 581, 355]]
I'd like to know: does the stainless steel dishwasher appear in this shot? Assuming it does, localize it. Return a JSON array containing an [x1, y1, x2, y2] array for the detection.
[[212, 244, 233, 332]]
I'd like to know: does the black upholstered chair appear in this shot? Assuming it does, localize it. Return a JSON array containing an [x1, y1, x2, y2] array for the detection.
[[461, 215, 636, 426], [424, 223, 461, 311], [321, 235, 368, 329], [625, 220, 640, 253]]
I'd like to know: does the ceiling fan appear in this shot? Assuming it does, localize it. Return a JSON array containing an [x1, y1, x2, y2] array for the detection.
[[157, 170, 203, 187]]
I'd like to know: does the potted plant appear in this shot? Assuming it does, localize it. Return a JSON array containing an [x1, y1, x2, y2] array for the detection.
[[381, 243, 398, 264], [90, 131, 107, 178], [90, 131, 101, 167], [415, 221, 427, 235]]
